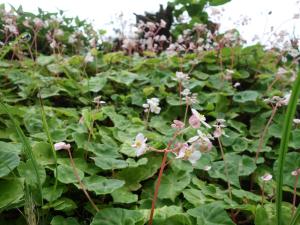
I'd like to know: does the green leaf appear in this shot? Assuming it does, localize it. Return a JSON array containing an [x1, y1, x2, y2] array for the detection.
[[183, 188, 207, 206], [81, 175, 125, 195], [233, 90, 259, 103], [0, 141, 22, 154], [274, 152, 300, 188], [32, 142, 55, 165], [108, 70, 138, 86], [116, 156, 161, 191], [81, 76, 107, 93], [255, 204, 292, 225], [0, 150, 20, 177], [209, 153, 256, 188], [158, 170, 191, 201], [209, 0, 231, 6], [0, 178, 24, 210], [92, 156, 128, 170], [111, 187, 138, 204], [17, 160, 46, 187], [43, 197, 77, 212], [51, 216, 80, 225], [56, 164, 84, 184], [187, 202, 235, 225], [91, 208, 144, 225]]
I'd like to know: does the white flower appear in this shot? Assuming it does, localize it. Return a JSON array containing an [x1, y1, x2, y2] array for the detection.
[[68, 34, 77, 44], [188, 151, 201, 165], [84, 52, 94, 63], [50, 40, 57, 49], [280, 91, 291, 106], [143, 98, 161, 114], [93, 96, 106, 105], [54, 29, 64, 37], [293, 119, 300, 124], [176, 144, 202, 165], [4, 24, 18, 35], [191, 108, 211, 128], [181, 88, 191, 96], [174, 71, 189, 82], [261, 173, 273, 181], [33, 18, 44, 28], [203, 165, 212, 171], [132, 133, 147, 156], [54, 142, 71, 151], [233, 82, 240, 88], [291, 169, 300, 176], [188, 130, 207, 143]]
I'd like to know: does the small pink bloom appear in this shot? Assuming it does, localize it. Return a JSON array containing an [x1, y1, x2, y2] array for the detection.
[[189, 115, 200, 128], [171, 120, 185, 129], [213, 126, 222, 138], [54, 142, 71, 151], [261, 173, 272, 181]]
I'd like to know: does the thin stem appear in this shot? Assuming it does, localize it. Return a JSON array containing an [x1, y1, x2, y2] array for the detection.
[[148, 132, 178, 225], [267, 77, 279, 93], [66, 149, 99, 212], [179, 81, 182, 106], [262, 181, 266, 205], [255, 105, 278, 162], [292, 174, 299, 216], [145, 110, 150, 128], [217, 137, 232, 199], [183, 97, 189, 125]]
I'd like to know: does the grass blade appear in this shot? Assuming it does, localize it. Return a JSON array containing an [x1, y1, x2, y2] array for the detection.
[[276, 72, 300, 225], [39, 96, 58, 201]]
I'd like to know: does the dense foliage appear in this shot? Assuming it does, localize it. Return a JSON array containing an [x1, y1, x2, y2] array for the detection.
[[0, 1, 300, 225]]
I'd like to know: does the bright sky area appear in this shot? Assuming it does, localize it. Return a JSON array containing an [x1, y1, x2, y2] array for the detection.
[[2, 0, 300, 45]]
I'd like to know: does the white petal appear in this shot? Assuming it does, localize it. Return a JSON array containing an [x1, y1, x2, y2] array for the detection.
[[188, 136, 199, 143], [136, 144, 147, 157], [201, 120, 211, 128], [191, 108, 200, 119], [176, 149, 185, 159], [136, 133, 145, 142], [188, 151, 202, 165]]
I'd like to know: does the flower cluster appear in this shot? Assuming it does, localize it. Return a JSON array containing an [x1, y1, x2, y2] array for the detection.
[[132, 108, 225, 166], [143, 98, 161, 114], [264, 91, 291, 107]]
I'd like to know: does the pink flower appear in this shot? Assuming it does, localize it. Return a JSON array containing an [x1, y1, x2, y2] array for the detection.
[[261, 173, 272, 181], [189, 115, 200, 128], [171, 120, 185, 129], [54, 142, 71, 151]]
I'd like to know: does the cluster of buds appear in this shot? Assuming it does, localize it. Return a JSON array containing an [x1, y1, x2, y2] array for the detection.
[[121, 19, 169, 54], [263, 91, 291, 107], [143, 98, 161, 114], [3, 11, 19, 36]]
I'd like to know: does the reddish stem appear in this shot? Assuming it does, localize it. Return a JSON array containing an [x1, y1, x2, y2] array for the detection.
[[148, 132, 178, 225], [67, 149, 99, 212]]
